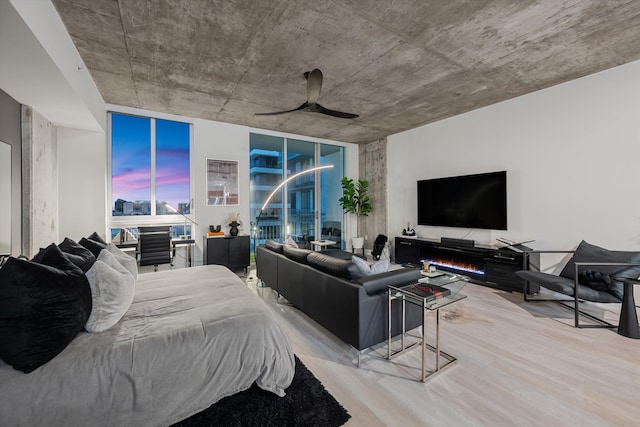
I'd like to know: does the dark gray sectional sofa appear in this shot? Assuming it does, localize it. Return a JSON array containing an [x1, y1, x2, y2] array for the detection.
[[256, 240, 423, 352]]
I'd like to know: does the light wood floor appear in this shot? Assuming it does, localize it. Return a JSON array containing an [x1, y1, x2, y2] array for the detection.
[[245, 269, 640, 427]]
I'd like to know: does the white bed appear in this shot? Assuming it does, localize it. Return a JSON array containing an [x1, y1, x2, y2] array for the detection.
[[0, 265, 295, 427]]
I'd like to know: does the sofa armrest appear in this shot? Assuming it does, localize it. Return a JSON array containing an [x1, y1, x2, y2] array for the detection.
[[357, 268, 421, 296]]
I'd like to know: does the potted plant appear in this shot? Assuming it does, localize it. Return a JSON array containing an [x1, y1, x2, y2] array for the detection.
[[339, 177, 372, 249]]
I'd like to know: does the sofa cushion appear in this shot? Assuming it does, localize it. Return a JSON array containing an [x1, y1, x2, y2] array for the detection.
[[0, 248, 92, 373], [352, 256, 389, 276], [560, 240, 640, 280], [283, 245, 312, 264], [357, 267, 421, 295], [307, 252, 362, 280], [265, 239, 285, 254]]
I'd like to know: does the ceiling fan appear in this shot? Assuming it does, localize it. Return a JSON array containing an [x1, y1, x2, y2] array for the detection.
[[255, 69, 359, 119]]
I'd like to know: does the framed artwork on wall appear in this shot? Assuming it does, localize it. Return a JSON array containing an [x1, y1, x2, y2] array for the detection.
[[206, 159, 239, 206]]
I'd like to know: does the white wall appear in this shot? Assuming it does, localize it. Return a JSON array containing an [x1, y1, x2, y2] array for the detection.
[[388, 59, 640, 253], [57, 127, 107, 242], [0, 141, 10, 254]]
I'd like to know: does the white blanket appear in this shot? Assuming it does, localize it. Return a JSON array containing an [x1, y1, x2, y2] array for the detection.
[[0, 265, 295, 427]]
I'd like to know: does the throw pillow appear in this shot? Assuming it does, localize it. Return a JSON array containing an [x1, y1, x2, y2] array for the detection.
[[79, 237, 107, 258], [577, 270, 611, 292], [58, 237, 97, 272], [105, 243, 138, 281], [285, 236, 298, 248], [560, 240, 640, 280], [352, 256, 390, 276], [0, 248, 92, 373], [84, 249, 135, 333]]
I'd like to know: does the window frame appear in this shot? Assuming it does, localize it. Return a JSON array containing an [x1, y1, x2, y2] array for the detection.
[[107, 111, 194, 229]]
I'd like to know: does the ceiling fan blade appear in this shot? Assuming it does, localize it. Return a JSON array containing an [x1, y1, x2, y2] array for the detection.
[[314, 103, 359, 119], [255, 102, 308, 116], [305, 69, 323, 104]]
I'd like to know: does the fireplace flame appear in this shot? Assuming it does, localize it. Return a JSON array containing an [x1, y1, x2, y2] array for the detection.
[[422, 258, 485, 276]]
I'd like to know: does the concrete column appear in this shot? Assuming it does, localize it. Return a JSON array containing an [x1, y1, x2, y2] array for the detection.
[[359, 138, 387, 252], [22, 105, 58, 257]]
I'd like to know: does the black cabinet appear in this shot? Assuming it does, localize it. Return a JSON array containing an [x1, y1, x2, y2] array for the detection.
[[204, 235, 250, 272], [394, 237, 539, 293], [395, 238, 419, 264]]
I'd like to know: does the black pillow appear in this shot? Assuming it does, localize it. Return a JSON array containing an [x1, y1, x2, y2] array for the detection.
[[0, 246, 92, 373], [79, 237, 107, 258], [560, 240, 640, 280], [58, 238, 96, 272], [87, 232, 107, 245], [578, 270, 612, 292]]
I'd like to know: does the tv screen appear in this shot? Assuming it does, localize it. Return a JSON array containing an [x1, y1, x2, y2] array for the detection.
[[417, 171, 507, 230]]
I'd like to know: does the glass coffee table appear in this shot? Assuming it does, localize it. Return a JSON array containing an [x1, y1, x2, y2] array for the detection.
[[387, 270, 469, 382]]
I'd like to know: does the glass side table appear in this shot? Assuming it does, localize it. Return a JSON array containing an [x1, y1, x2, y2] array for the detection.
[[387, 271, 469, 382]]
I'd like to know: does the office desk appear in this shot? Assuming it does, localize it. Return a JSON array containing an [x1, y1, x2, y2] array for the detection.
[[116, 239, 196, 267]]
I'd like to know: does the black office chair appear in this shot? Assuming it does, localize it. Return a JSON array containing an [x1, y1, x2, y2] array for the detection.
[[371, 234, 388, 260], [138, 226, 172, 272]]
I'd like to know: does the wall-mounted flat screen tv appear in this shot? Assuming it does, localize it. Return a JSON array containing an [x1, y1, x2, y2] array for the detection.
[[417, 171, 507, 230]]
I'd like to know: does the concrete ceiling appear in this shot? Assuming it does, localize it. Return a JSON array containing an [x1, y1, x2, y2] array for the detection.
[[52, 0, 640, 144]]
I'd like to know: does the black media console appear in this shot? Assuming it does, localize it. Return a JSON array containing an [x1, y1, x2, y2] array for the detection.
[[395, 236, 540, 293]]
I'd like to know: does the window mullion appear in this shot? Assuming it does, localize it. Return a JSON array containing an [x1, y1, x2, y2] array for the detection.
[[150, 118, 156, 216]]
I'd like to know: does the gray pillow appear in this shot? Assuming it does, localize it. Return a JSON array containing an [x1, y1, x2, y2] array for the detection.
[[284, 236, 298, 248], [84, 249, 135, 333], [105, 243, 138, 281], [352, 256, 390, 276]]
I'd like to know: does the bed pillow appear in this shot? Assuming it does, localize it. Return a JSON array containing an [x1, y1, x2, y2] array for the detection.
[[0, 247, 92, 373], [352, 256, 390, 276], [84, 249, 135, 333], [58, 237, 97, 272], [79, 237, 107, 258], [105, 243, 138, 281], [87, 232, 107, 244]]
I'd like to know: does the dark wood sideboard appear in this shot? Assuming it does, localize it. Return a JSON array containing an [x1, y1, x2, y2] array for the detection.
[[204, 235, 250, 273]]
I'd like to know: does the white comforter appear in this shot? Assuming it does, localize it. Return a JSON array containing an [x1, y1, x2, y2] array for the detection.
[[0, 265, 295, 427]]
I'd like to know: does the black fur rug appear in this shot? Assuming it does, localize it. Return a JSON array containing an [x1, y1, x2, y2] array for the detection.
[[171, 356, 351, 427]]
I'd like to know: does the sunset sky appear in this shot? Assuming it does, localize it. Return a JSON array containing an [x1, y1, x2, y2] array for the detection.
[[112, 114, 190, 212]]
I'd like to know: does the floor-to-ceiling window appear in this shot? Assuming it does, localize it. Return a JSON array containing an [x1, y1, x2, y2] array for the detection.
[[249, 133, 345, 255], [286, 139, 315, 246], [319, 144, 345, 247], [249, 134, 284, 252], [108, 112, 192, 241]]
